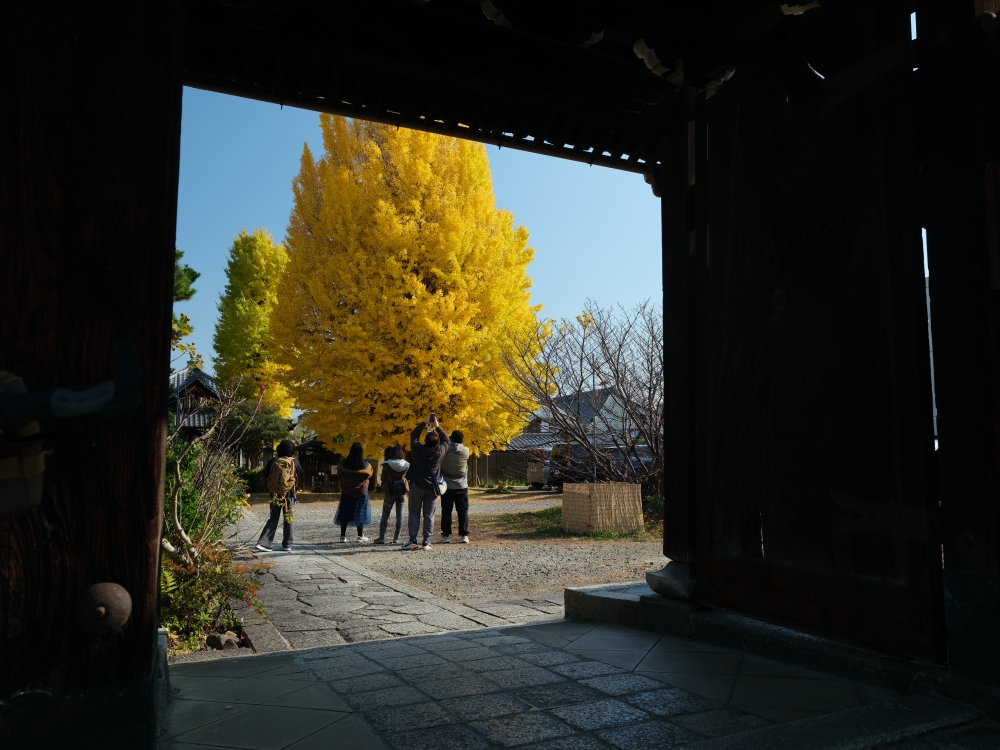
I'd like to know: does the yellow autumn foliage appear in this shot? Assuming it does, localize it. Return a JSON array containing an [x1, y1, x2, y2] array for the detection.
[[213, 228, 295, 416], [270, 115, 541, 453]]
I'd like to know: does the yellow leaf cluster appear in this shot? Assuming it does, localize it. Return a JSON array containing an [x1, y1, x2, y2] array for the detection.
[[270, 115, 540, 454], [213, 228, 295, 416]]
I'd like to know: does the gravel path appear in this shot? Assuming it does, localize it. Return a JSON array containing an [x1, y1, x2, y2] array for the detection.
[[234, 491, 664, 602]]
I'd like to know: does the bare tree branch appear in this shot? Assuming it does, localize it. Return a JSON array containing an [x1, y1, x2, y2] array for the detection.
[[499, 300, 663, 493], [164, 375, 266, 563]]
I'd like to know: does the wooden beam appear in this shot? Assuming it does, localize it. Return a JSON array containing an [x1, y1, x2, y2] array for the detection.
[[185, 78, 656, 175], [183, 0, 676, 160]]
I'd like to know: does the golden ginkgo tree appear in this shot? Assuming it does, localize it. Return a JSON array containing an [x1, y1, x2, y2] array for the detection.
[[269, 115, 541, 453], [213, 228, 295, 416]]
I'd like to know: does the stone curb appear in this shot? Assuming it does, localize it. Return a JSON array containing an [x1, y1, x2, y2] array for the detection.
[[565, 582, 649, 628], [241, 617, 293, 654], [679, 693, 982, 749]]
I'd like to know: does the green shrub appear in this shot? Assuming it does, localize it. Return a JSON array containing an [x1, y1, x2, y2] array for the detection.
[[236, 465, 263, 492], [643, 494, 664, 523], [161, 398, 271, 653], [160, 546, 268, 652], [483, 478, 519, 494], [484, 485, 515, 495]]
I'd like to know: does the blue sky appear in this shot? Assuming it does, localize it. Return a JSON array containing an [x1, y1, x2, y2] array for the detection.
[[175, 88, 662, 374]]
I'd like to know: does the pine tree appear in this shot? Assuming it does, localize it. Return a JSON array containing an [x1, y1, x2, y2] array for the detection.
[[213, 228, 294, 416], [171, 250, 200, 349], [270, 115, 540, 453]]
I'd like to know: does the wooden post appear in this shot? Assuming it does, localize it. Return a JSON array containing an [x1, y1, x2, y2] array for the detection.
[[0, 1, 184, 745], [662, 89, 697, 565]]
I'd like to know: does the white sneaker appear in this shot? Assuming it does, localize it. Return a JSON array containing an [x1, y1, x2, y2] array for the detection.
[[339, 536, 347, 543], [357, 536, 370, 543], [439, 536, 452, 544], [460, 536, 470, 544], [254, 544, 271, 552]]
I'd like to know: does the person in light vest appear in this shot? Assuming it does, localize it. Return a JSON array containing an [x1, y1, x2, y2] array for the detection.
[[439, 430, 471, 544], [255, 439, 303, 553]]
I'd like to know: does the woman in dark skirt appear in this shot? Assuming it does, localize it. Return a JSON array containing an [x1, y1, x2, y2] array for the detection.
[[335, 442, 373, 543]]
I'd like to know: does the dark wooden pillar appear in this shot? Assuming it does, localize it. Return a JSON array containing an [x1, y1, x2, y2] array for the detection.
[[918, 0, 1000, 685], [0, 1, 184, 746], [662, 95, 697, 567]]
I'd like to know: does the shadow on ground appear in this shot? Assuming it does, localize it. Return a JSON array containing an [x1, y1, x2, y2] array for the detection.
[[165, 618, 1000, 749]]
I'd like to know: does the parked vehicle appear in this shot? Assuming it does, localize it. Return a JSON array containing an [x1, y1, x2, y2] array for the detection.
[[524, 448, 551, 489], [549, 443, 600, 491], [549, 443, 655, 493]]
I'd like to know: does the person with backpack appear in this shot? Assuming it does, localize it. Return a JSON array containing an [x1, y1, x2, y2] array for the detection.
[[255, 439, 303, 553], [439, 429, 471, 544], [403, 415, 450, 550], [336, 442, 373, 543], [374, 445, 408, 544]]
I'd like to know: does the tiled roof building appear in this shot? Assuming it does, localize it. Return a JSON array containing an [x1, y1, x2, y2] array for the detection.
[[168, 362, 220, 431]]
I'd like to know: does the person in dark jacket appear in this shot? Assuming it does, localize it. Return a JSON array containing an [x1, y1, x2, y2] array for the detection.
[[255, 439, 303, 553], [336, 442, 373, 543], [375, 445, 409, 544], [403, 416, 450, 550]]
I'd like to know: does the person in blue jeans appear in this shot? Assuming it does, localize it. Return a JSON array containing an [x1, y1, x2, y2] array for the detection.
[[375, 445, 409, 544], [335, 442, 373, 543]]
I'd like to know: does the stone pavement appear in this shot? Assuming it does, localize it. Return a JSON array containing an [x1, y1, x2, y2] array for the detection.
[[162, 618, 1000, 749], [225, 542, 564, 653]]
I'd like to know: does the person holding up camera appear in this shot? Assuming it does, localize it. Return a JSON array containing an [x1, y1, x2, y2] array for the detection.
[[403, 414, 450, 550]]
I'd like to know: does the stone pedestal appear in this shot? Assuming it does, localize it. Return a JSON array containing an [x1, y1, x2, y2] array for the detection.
[[646, 561, 697, 602]]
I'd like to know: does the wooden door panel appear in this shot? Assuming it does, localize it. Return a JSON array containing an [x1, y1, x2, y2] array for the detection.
[[699, 10, 943, 661], [699, 553, 940, 660]]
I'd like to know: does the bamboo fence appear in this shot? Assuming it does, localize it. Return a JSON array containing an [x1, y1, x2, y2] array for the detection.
[[561, 482, 644, 534]]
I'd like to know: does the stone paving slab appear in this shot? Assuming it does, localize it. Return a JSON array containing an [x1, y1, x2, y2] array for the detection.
[[166, 527, 1000, 749], [216, 541, 564, 656], [681, 693, 982, 750], [166, 613, 1000, 750]]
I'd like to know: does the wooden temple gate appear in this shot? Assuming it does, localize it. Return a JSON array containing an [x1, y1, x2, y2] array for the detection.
[[3, 0, 1000, 746], [664, 5, 945, 662]]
